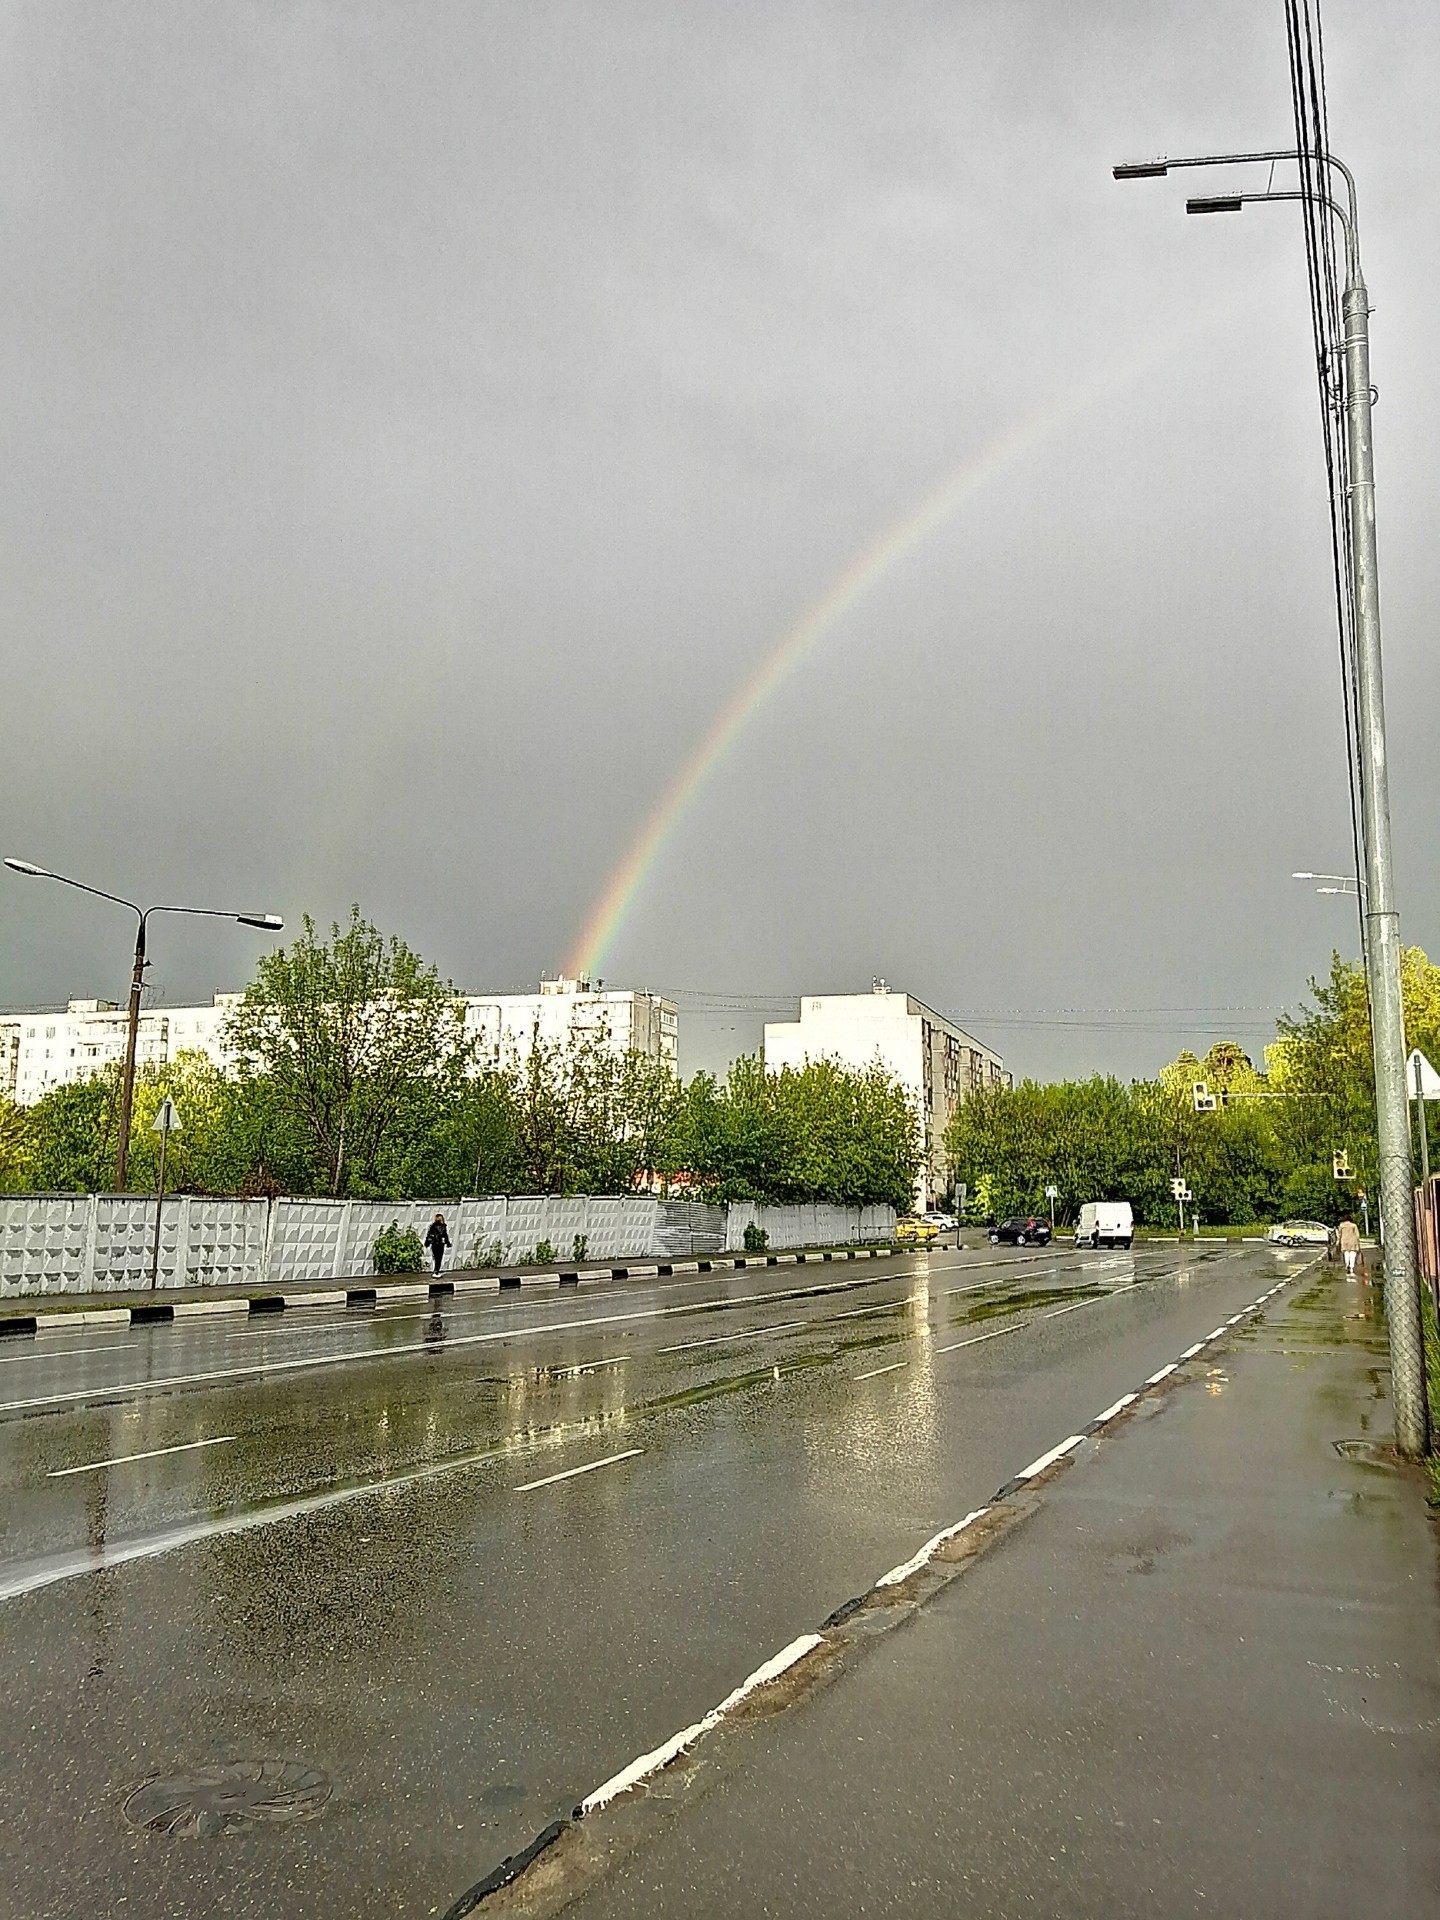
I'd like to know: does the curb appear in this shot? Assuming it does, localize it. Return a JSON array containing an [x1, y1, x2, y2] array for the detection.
[[0, 1245, 898, 1338]]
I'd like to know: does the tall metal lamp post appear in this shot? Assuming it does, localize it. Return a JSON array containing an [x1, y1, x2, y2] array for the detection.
[[4, 859, 282, 1191], [1114, 147, 1428, 1455]]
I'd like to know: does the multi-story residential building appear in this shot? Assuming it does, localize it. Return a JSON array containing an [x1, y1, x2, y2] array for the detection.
[[0, 978, 678, 1105], [763, 980, 1010, 1210]]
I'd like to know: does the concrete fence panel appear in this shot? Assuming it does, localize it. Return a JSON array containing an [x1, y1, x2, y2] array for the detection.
[[0, 1195, 92, 1297]]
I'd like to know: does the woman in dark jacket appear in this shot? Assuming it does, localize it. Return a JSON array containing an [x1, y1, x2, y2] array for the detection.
[[424, 1213, 451, 1276]]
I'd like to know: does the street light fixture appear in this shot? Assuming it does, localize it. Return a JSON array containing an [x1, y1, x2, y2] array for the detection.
[[1114, 144, 1429, 1456], [4, 859, 282, 1190]]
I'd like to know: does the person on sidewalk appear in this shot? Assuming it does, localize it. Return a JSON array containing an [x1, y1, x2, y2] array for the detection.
[[1337, 1214, 1362, 1279], [424, 1213, 451, 1277]]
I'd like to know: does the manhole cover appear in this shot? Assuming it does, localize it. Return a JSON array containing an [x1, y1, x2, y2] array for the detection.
[[122, 1760, 331, 1837]]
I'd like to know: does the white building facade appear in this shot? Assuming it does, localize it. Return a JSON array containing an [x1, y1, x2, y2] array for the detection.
[[1, 977, 678, 1105], [763, 982, 1009, 1211]]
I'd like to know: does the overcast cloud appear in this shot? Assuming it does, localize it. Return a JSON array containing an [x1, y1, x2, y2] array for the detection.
[[2, 0, 1437, 1083]]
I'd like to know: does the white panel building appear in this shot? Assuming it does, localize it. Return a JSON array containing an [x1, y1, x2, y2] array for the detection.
[[763, 981, 1009, 1211], [0, 977, 678, 1105]]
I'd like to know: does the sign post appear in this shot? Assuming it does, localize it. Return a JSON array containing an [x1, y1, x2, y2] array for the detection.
[[1044, 1184, 1058, 1234], [149, 1098, 182, 1292], [1411, 1050, 1439, 1291]]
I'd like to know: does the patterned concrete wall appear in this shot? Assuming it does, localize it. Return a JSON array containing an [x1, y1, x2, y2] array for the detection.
[[0, 1193, 891, 1294], [723, 1202, 896, 1251]]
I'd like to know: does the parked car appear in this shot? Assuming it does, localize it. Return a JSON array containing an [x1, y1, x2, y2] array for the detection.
[[925, 1212, 956, 1231], [989, 1215, 1052, 1247], [1266, 1220, 1331, 1247], [895, 1216, 941, 1246], [1073, 1201, 1135, 1250]]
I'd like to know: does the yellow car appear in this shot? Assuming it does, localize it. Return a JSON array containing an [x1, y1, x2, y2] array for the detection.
[[894, 1215, 940, 1247]]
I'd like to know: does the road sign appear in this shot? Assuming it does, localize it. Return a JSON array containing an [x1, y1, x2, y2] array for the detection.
[[1044, 1185, 1058, 1199], [151, 1097, 182, 1135], [1407, 1049, 1440, 1100]]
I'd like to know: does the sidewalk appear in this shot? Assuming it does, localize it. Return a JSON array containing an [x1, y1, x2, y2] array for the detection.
[[548, 1267, 1440, 1918]]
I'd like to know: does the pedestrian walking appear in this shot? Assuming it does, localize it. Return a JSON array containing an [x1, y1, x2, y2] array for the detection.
[[424, 1212, 451, 1277], [1337, 1215, 1362, 1280]]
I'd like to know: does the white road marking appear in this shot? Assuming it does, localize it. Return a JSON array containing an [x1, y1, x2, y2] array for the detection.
[[1179, 1342, 1205, 1360], [47, 1434, 238, 1478], [658, 1319, 804, 1355], [514, 1448, 644, 1493], [0, 1341, 137, 1368], [1146, 1363, 1177, 1385], [1017, 1434, 1085, 1480], [580, 1633, 823, 1816], [854, 1360, 907, 1381], [1092, 1392, 1138, 1426], [874, 1509, 989, 1587], [1206, 1326, 1228, 1340], [935, 1322, 1030, 1356]]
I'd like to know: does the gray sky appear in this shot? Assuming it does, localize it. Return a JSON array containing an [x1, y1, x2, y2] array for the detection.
[[2, 0, 1437, 1084]]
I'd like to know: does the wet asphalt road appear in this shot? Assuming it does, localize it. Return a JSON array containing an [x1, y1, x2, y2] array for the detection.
[[0, 1239, 1297, 1918]]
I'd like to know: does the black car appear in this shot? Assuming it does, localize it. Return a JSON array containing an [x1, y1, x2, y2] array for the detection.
[[989, 1214, 1052, 1247]]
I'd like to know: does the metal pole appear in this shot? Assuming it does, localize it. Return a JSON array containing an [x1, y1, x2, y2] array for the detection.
[[1344, 270, 1429, 1454], [149, 1116, 168, 1292], [114, 913, 146, 1192]]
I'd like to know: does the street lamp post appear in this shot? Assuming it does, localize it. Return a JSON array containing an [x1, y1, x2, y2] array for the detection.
[[1115, 147, 1429, 1455], [4, 859, 282, 1191]]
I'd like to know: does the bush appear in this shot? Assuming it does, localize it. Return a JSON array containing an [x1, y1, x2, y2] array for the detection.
[[372, 1222, 424, 1274], [531, 1238, 558, 1266], [743, 1221, 769, 1252], [571, 1233, 588, 1263], [467, 1237, 505, 1268]]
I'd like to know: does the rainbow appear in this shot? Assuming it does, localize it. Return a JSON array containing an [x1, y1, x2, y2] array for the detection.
[[566, 354, 1153, 982]]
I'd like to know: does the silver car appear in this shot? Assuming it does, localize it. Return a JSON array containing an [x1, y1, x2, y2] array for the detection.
[[1266, 1220, 1331, 1247]]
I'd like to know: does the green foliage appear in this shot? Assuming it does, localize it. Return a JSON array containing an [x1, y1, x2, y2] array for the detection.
[[224, 906, 469, 1197], [467, 1236, 505, 1269], [531, 1238, 558, 1266], [571, 1233, 588, 1262], [21, 1076, 118, 1191], [742, 1221, 769, 1252], [371, 1222, 424, 1274]]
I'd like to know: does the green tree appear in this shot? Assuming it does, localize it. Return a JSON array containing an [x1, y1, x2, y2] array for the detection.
[[224, 907, 469, 1197], [22, 1076, 119, 1191]]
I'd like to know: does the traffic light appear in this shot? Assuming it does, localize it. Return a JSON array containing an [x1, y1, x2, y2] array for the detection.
[[1192, 1080, 1218, 1113], [1332, 1149, 1351, 1180]]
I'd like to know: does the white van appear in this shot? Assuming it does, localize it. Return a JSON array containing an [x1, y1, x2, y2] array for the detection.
[[1074, 1201, 1134, 1249]]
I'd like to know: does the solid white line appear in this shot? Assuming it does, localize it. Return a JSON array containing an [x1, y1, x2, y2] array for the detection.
[[47, 1434, 238, 1478], [658, 1319, 804, 1355], [580, 1632, 824, 1816], [0, 1274, 903, 1414], [874, 1508, 989, 1588], [1017, 1434, 1085, 1480], [1146, 1363, 1177, 1385], [1092, 1392, 1137, 1426], [0, 1340, 136, 1368], [854, 1360, 907, 1381], [513, 1448, 643, 1492]]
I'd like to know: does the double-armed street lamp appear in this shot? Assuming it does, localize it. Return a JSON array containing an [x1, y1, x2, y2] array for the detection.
[[1292, 868, 1365, 896], [4, 859, 282, 1191], [1114, 146, 1429, 1455]]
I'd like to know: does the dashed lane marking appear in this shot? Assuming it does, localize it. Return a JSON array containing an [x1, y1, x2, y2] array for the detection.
[[513, 1449, 644, 1493], [854, 1360, 907, 1381], [46, 1434, 238, 1477]]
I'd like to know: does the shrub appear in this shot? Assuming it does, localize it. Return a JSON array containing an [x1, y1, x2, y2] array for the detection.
[[372, 1222, 424, 1274], [531, 1238, 558, 1266], [467, 1236, 505, 1268], [572, 1233, 588, 1262], [743, 1221, 769, 1252]]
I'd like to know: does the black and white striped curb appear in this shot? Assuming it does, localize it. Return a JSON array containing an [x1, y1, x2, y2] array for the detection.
[[0, 1246, 896, 1339], [440, 1260, 1313, 1917]]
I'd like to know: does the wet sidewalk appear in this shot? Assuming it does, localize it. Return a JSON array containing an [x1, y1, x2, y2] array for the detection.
[[548, 1268, 1440, 1919]]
